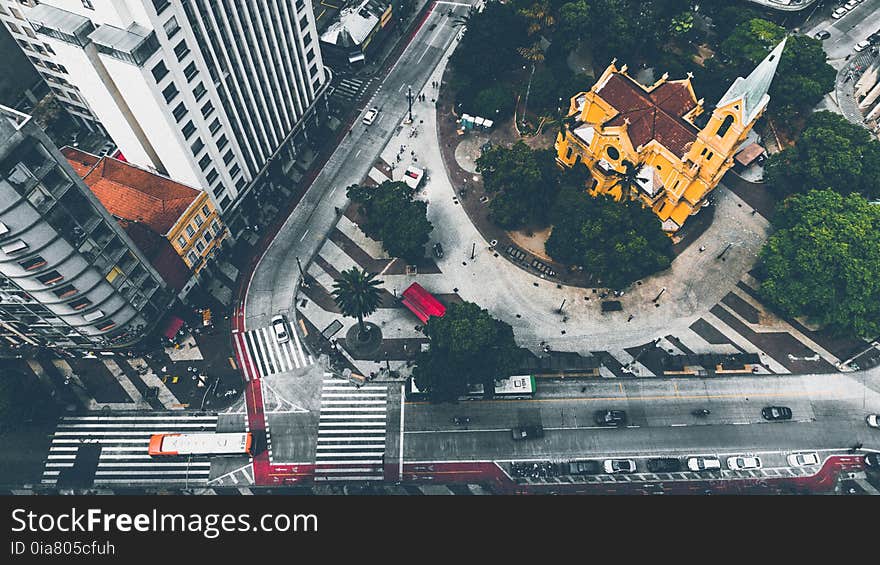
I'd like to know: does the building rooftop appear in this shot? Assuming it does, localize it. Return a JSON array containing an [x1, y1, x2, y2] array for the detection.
[[598, 74, 699, 158], [321, 0, 386, 47], [118, 220, 190, 292], [0, 104, 31, 130], [62, 147, 200, 235]]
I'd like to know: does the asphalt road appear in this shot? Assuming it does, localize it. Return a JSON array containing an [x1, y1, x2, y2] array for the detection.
[[807, 0, 880, 63]]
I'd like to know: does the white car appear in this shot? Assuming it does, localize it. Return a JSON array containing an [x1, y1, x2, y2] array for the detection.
[[787, 452, 820, 467], [867, 414, 880, 428], [727, 456, 762, 470], [362, 107, 379, 125], [686, 456, 722, 472], [270, 314, 289, 344], [854, 40, 871, 52], [603, 459, 636, 474], [845, 0, 859, 9], [832, 7, 848, 18]]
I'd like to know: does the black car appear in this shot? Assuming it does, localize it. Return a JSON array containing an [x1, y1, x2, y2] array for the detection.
[[511, 425, 544, 441], [646, 458, 682, 473], [814, 30, 831, 40], [762, 406, 793, 421], [568, 460, 601, 475], [870, 32, 880, 45], [594, 409, 627, 427], [865, 453, 880, 469], [432, 242, 444, 258]]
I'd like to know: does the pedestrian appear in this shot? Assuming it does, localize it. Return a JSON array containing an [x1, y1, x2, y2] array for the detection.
[[751, 209, 757, 215], [627, 315, 634, 322], [699, 245, 706, 252]]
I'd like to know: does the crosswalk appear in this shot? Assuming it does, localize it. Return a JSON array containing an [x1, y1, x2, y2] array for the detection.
[[330, 77, 369, 106], [233, 326, 313, 381], [41, 414, 218, 487], [314, 378, 388, 481]]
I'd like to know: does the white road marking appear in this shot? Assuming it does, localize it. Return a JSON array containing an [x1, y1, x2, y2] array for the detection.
[[300, 229, 310, 241]]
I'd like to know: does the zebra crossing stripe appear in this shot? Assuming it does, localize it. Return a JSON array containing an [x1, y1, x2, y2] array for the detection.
[[245, 330, 267, 378], [234, 333, 257, 381], [290, 319, 308, 367]]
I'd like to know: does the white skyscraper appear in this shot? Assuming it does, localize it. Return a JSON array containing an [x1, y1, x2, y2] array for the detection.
[[10, 0, 330, 217]]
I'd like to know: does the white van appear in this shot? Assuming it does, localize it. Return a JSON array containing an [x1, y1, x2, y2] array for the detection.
[[686, 456, 722, 472]]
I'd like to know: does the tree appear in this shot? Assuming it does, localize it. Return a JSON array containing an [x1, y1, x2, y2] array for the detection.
[[554, 0, 591, 53], [610, 159, 648, 200], [0, 370, 56, 432], [472, 85, 516, 119], [331, 268, 384, 340], [449, 0, 528, 87], [347, 181, 434, 262], [475, 142, 560, 228], [545, 187, 674, 288], [412, 302, 520, 402], [763, 111, 880, 201], [758, 189, 880, 338]]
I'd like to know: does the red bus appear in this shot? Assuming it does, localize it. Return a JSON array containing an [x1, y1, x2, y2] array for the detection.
[[401, 282, 446, 323]]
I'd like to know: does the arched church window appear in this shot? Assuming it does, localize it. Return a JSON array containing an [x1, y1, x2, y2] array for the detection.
[[606, 146, 620, 160], [716, 115, 734, 138]]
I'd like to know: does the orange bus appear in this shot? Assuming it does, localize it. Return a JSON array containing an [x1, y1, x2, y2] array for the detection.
[[148, 432, 253, 457]]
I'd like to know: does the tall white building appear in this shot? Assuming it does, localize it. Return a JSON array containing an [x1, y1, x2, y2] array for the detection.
[[8, 0, 330, 217]]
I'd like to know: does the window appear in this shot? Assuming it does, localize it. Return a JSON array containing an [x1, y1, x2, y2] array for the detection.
[[177, 235, 186, 247], [195, 241, 205, 253], [201, 100, 215, 119], [83, 309, 104, 322], [184, 61, 198, 82], [95, 319, 116, 331], [202, 205, 211, 217], [172, 102, 188, 122], [309, 63, 318, 78], [37, 270, 64, 285], [223, 149, 234, 164], [203, 231, 213, 244], [606, 146, 620, 160], [210, 221, 221, 236], [162, 82, 179, 103], [182, 120, 196, 139], [303, 32, 312, 48], [295, 0, 305, 11], [206, 169, 218, 184], [216, 134, 228, 150], [163, 15, 180, 39], [716, 115, 734, 138], [70, 297, 92, 310], [219, 194, 232, 209], [186, 225, 195, 237], [193, 82, 207, 101], [187, 251, 198, 265], [198, 154, 211, 171], [229, 163, 240, 178], [53, 285, 77, 298], [565, 147, 572, 160], [194, 215, 204, 227], [1, 240, 28, 254], [208, 117, 221, 135], [19, 256, 47, 271], [300, 14, 309, 30], [174, 39, 190, 61], [306, 48, 315, 62], [152, 0, 171, 15], [81, 0, 94, 10], [190, 137, 204, 156], [151, 61, 169, 82], [235, 177, 246, 191]]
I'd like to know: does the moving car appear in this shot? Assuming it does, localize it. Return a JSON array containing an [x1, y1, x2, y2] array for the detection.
[[594, 409, 627, 427], [432, 242, 444, 258], [814, 30, 831, 40], [787, 452, 820, 467], [646, 458, 681, 473], [362, 107, 379, 125], [727, 456, 762, 470], [271, 314, 289, 344], [568, 460, 601, 475], [832, 7, 848, 18], [686, 457, 722, 472], [865, 453, 880, 469], [854, 40, 871, 52], [511, 425, 544, 441], [761, 406, 793, 421], [603, 459, 636, 474], [867, 414, 880, 428]]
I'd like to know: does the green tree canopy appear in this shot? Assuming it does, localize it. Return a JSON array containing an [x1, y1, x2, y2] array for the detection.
[[331, 267, 384, 339], [471, 85, 516, 119], [545, 186, 674, 288], [758, 189, 880, 338], [554, 0, 591, 53], [763, 111, 880, 201], [476, 141, 560, 228], [449, 0, 528, 88], [347, 181, 434, 263], [412, 301, 520, 402]]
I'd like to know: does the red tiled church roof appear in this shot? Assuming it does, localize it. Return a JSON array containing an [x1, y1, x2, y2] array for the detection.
[[61, 147, 199, 235], [598, 74, 699, 158]]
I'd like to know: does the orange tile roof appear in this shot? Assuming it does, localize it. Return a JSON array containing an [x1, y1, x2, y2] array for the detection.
[[62, 146, 200, 235]]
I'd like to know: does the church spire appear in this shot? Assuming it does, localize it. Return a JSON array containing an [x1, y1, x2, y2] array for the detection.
[[716, 38, 786, 124]]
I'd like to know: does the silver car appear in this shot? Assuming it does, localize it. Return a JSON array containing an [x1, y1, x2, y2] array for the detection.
[[727, 456, 762, 470], [271, 314, 289, 344]]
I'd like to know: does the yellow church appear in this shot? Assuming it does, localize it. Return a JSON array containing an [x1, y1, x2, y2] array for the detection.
[[555, 40, 786, 234]]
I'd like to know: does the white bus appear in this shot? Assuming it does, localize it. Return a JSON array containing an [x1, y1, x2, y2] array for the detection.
[[408, 375, 536, 400], [148, 432, 253, 457]]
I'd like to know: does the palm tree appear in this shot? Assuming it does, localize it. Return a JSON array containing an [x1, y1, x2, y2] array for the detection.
[[611, 160, 649, 200], [516, 2, 555, 123], [452, 5, 478, 30], [331, 268, 384, 340]]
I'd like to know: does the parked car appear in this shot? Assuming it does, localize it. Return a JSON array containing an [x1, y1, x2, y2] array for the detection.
[[511, 425, 544, 441], [568, 460, 601, 475], [814, 30, 831, 40], [832, 7, 848, 18], [362, 106, 379, 125], [869, 32, 880, 45], [603, 459, 636, 474], [845, 0, 859, 10], [686, 457, 722, 472], [854, 40, 871, 52], [761, 406, 793, 421], [867, 414, 880, 428], [646, 458, 681, 473], [727, 456, 762, 470], [432, 242, 444, 258], [594, 409, 627, 427], [271, 314, 289, 344], [865, 453, 880, 469], [787, 452, 820, 467]]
